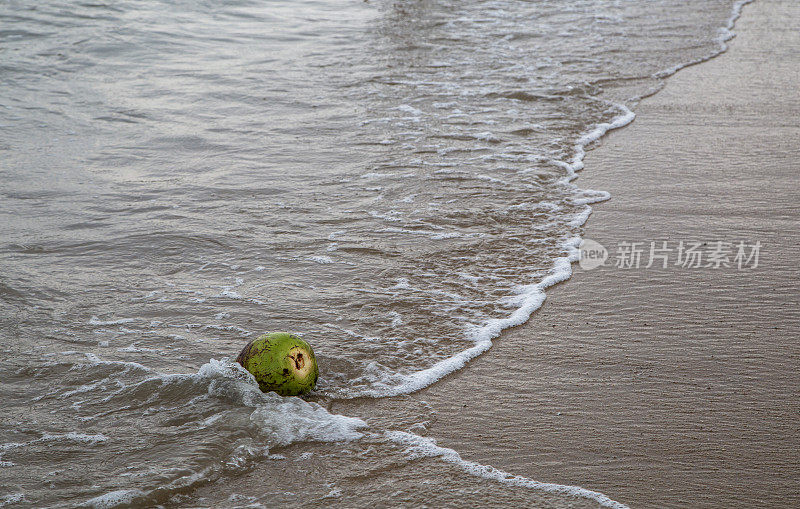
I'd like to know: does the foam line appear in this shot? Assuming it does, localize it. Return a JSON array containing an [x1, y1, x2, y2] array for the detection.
[[386, 431, 629, 509], [354, 0, 753, 399], [84, 489, 144, 509], [655, 0, 754, 79], [353, 106, 634, 399], [358, 239, 580, 398]]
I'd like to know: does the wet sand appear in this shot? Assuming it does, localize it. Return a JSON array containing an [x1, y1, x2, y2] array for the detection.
[[381, 0, 800, 507]]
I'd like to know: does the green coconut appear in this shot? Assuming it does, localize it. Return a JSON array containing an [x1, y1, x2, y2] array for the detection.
[[236, 332, 319, 396]]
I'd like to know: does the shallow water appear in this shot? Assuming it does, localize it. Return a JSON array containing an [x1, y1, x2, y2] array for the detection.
[[1, 0, 743, 506]]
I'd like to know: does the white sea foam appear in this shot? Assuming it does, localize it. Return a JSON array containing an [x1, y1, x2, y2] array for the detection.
[[88, 316, 135, 326], [82, 353, 153, 373], [70, 355, 367, 451], [474, 131, 499, 142], [360, 172, 390, 179], [391, 278, 410, 290], [346, 0, 756, 409], [339, 106, 634, 398], [0, 432, 109, 468], [323, 486, 343, 499], [217, 289, 242, 299], [340, 0, 752, 397], [356, 240, 581, 398], [394, 104, 424, 116], [386, 431, 629, 509], [84, 489, 144, 509], [199, 359, 368, 446], [116, 344, 157, 353], [549, 104, 636, 187], [381, 226, 484, 241], [309, 255, 335, 264], [50, 357, 369, 506], [389, 311, 404, 327], [0, 493, 25, 507], [568, 206, 594, 228], [655, 0, 754, 78], [43, 432, 109, 445], [571, 189, 612, 206], [368, 210, 403, 222]]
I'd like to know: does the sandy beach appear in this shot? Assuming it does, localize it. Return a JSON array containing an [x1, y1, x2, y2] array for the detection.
[[3, 0, 797, 507], [336, 0, 799, 507]]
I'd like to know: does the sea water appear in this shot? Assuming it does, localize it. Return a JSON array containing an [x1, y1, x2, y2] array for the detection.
[[0, 0, 748, 506]]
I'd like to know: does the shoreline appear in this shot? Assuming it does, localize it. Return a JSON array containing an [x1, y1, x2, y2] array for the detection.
[[346, 0, 754, 403], [347, 0, 799, 507]]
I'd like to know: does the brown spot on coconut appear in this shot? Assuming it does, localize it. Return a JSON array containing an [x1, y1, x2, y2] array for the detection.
[[236, 332, 319, 396]]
